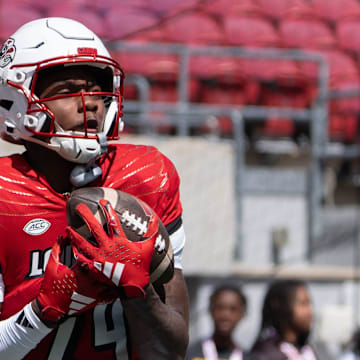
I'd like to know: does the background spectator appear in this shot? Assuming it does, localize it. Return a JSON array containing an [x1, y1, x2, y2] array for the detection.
[[250, 279, 318, 360], [186, 284, 250, 360]]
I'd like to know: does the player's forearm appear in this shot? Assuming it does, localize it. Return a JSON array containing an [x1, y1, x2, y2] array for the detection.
[[122, 283, 189, 359], [0, 302, 52, 358]]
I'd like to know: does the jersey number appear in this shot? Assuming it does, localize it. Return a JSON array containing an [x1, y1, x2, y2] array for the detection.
[[48, 300, 128, 359]]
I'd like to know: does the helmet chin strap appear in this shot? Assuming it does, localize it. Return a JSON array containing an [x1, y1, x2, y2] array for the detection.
[[70, 133, 108, 187]]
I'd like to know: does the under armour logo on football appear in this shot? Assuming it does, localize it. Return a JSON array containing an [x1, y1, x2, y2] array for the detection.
[[94, 261, 125, 286]]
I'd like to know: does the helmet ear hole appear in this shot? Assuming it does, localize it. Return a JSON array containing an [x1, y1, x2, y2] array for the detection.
[[0, 99, 13, 111]]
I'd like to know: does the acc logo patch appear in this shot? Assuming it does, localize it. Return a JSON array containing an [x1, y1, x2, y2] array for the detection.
[[23, 218, 51, 236], [0, 38, 16, 68]]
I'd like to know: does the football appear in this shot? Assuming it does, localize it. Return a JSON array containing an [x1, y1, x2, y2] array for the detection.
[[66, 187, 174, 287]]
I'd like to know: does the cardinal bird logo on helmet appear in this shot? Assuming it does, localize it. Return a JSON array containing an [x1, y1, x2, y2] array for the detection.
[[0, 38, 16, 68]]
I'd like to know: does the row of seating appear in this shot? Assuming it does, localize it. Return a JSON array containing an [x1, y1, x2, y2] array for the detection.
[[1, 0, 360, 143], [3, 0, 360, 46]]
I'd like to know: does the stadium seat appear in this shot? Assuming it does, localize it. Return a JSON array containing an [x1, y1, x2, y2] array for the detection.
[[164, 12, 224, 45], [258, 73, 313, 139], [309, 49, 360, 143], [112, 48, 179, 103], [192, 57, 260, 103], [48, 4, 107, 39], [200, 0, 264, 18], [311, 0, 360, 25], [257, 0, 313, 23], [123, 22, 168, 43], [300, 49, 359, 87], [245, 56, 312, 139], [239, 57, 303, 85], [16, 0, 59, 14], [90, 0, 146, 13], [329, 113, 359, 143], [282, 1, 319, 21], [299, 49, 360, 116], [223, 16, 279, 47], [0, 4, 42, 40], [336, 20, 360, 55], [112, 51, 178, 78], [104, 7, 159, 40], [278, 18, 335, 50], [163, 11, 225, 105], [143, 0, 199, 18]]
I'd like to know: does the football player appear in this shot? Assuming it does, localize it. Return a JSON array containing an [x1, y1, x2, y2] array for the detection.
[[0, 17, 189, 359]]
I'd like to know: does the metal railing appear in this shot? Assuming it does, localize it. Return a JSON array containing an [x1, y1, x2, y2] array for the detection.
[[107, 41, 331, 261]]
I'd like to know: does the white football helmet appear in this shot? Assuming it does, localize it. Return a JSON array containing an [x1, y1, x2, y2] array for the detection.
[[0, 17, 124, 185]]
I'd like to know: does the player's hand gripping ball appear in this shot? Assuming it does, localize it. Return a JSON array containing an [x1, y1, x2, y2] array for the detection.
[[66, 187, 174, 297]]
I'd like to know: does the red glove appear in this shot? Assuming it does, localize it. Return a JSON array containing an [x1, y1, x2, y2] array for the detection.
[[66, 199, 158, 298], [36, 236, 118, 324]]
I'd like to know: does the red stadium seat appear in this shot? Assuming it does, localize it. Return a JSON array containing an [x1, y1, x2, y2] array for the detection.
[[112, 48, 179, 103], [0, 4, 42, 40], [164, 12, 224, 45], [111, 51, 178, 78], [305, 49, 360, 143], [243, 55, 312, 139], [300, 49, 359, 87], [104, 8, 159, 41], [88, 0, 147, 16], [124, 23, 167, 43], [299, 49, 360, 113], [279, 18, 335, 50], [329, 113, 358, 143], [200, 0, 264, 18], [258, 74, 313, 139], [257, 0, 313, 23], [262, 118, 296, 138], [143, 0, 199, 18], [312, 0, 360, 25], [192, 57, 260, 104], [224, 16, 279, 47], [163, 11, 225, 105], [48, 4, 107, 39], [336, 20, 360, 54], [239, 57, 303, 84]]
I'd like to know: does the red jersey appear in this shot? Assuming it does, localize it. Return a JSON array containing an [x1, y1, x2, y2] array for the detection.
[[0, 143, 182, 359]]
